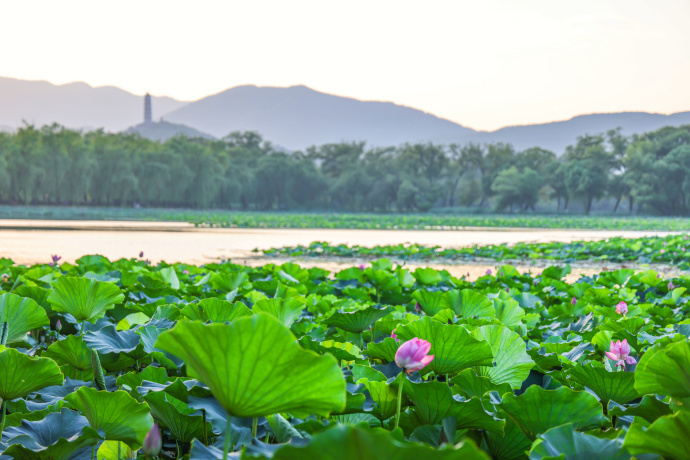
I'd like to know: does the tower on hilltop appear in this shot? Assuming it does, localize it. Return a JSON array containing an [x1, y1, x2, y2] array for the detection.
[[144, 93, 152, 124]]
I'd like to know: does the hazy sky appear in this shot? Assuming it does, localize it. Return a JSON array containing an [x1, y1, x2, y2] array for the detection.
[[2, 0, 689, 131]]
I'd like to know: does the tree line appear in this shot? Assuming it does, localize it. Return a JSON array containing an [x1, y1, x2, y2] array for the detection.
[[0, 124, 689, 215]]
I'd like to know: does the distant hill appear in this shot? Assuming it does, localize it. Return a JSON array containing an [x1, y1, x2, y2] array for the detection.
[[162, 84, 690, 153], [162, 84, 475, 149], [0, 77, 187, 132], [476, 111, 690, 153], [124, 121, 214, 142], [2, 77, 690, 153]]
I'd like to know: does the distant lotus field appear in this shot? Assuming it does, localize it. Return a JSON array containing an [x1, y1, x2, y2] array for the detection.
[[1, 205, 690, 231], [0, 249, 689, 459], [263, 234, 690, 270]]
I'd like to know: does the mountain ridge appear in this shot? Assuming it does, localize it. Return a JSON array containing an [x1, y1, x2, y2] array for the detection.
[[2, 76, 690, 153]]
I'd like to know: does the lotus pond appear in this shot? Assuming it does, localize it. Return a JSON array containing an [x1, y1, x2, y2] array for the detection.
[[263, 233, 690, 270], [0, 255, 689, 459]]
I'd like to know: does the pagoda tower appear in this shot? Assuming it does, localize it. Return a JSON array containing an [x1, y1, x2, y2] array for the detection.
[[144, 93, 152, 124]]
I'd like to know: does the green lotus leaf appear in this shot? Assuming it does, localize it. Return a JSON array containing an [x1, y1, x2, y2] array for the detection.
[[634, 340, 690, 400], [323, 304, 393, 333], [470, 325, 534, 389], [83, 325, 146, 359], [404, 380, 504, 433], [47, 277, 125, 323], [411, 290, 447, 316], [116, 366, 169, 394], [491, 297, 525, 328], [210, 271, 251, 292], [529, 423, 629, 460], [0, 292, 50, 344], [143, 390, 212, 444], [499, 386, 604, 441], [364, 337, 400, 362], [271, 424, 491, 460], [180, 298, 253, 323], [443, 289, 495, 319], [298, 337, 363, 362], [116, 312, 150, 330], [0, 346, 63, 400], [97, 440, 136, 460], [266, 413, 307, 443], [623, 410, 690, 459], [12, 285, 53, 317], [609, 395, 672, 424], [1, 409, 103, 460], [566, 363, 640, 405], [412, 268, 443, 286], [155, 313, 346, 418], [352, 365, 398, 420], [253, 297, 305, 327], [43, 334, 94, 380], [485, 417, 533, 460], [137, 325, 184, 370], [64, 386, 154, 448], [451, 369, 513, 399], [396, 317, 494, 376]]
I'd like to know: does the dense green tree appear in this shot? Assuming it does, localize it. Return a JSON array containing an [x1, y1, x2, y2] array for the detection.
[[0, 123, 688, 215]]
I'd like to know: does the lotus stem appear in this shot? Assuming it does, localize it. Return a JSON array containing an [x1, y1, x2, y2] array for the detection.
[[202, 409, 208, 445], [0, 399, 6, 438], [223, 417, 232, 459], [91, 444, 95, 460], [252, 417, 258, 439], [395, 373, 405, 429]]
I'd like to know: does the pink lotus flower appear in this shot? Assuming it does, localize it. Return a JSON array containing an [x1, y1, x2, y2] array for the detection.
[[660, 249, 666, 254], [143, 423, 162, 456], [605, 339, 637, 368], [414, 302, 421, 313], [615, 301, 628, 315], [395, 338, 434, 373], [391, 330, 398, 341], [183, 270, 190, 275], [571, 297, 577, 305], [485, 269, 492, 276], [668, 281, 675, 290], [358, 264, 365, 271]]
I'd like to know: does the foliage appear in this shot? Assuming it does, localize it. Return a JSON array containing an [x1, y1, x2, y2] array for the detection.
[[265, 234, 690, 270], [0, 250, 689, 457]]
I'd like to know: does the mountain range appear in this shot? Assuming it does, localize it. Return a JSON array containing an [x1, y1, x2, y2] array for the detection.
[[1, 76, 689, 154]]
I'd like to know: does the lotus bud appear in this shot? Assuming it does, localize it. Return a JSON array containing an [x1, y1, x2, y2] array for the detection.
[[668, 281, 675, 290], [615, 301, 628, 315], [395, 337, 434, 374], [414, 302, 421, 313], [485, 269, 492, 276], [143, 423, 162, 457], [139, 251, 144, 258], [391, 330, 398, 342], [571, 297, 577, 305], [55, 320, 62, 332]]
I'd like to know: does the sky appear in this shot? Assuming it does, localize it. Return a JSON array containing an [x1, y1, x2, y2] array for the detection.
[[1, 0, 689, 131]]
